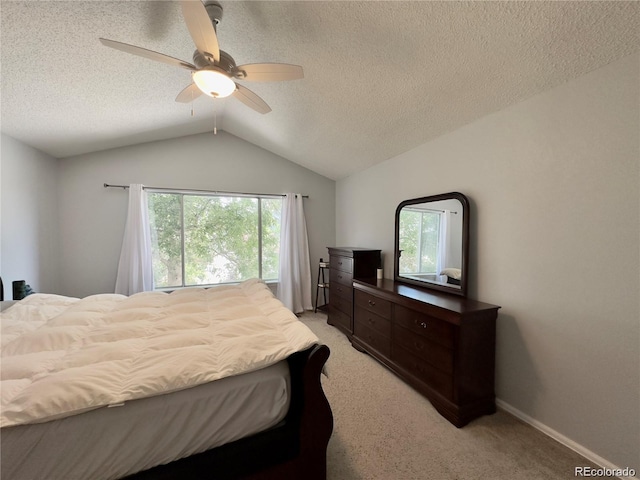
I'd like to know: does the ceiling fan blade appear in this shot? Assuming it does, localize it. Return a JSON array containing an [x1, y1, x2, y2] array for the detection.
[[175, 83, 203, 103], [99, 38, 196, 70], [232, 84, 271, 114], [180, 0, 220, 63], [235, 63, 304, 82]]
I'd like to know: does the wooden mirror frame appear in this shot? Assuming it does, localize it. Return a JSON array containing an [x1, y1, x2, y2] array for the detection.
[[394, 192, 470, 297]]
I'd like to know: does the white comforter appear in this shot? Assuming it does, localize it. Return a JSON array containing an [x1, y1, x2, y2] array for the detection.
[[1, 279, 319, 428]]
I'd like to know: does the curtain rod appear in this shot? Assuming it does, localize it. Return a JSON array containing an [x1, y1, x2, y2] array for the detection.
[[405, 206, 458, 214], [104, 183, 308, 198]]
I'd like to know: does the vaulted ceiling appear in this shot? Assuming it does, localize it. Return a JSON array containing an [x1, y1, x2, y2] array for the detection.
[[1, 1, 638, 180]]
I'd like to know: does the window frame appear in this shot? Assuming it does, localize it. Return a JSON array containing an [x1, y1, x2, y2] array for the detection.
[[147, 189, 282, 290], [399, 207, 443, 276]]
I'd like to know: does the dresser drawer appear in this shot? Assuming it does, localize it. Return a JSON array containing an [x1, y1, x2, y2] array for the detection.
[[354, 321, 391, 357], [394, 305, 454, 348], [330, 267, 353, 288], [393, 324, 453, 374], [331, 294, 352, 317], [354, 290, 391, 318], [331, 281, 353, 301], [354, 305, 391, 338], [328, 305, 351, 332], [391, 344, 453, 400], [330, 255, 353, 274]]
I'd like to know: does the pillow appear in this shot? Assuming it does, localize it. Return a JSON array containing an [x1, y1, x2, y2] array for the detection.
[[439, 268, 461, 280]]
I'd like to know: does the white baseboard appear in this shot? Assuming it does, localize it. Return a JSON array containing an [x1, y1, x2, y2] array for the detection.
[[495, 399, 638, 480]]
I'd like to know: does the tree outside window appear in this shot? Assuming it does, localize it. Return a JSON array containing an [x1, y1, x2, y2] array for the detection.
[[399, 208, 441, 275], [148, 193, 281, 288]]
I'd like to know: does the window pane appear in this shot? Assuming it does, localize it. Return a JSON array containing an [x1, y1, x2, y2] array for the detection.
[[148, 193, 281, 289], [148, 193, 183, 288], [399, 210, 420, 274], [183, 196, 259, 285], [261, 198, 281, 281], [420, 212, 440, 274], [399, 209, 440, 275]]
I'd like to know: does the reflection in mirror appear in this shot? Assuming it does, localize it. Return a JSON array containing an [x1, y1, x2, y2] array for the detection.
[[395, 193, 469, 296]]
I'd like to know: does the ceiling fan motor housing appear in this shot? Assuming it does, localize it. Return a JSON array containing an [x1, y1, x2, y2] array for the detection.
[[193, 49, 236, 75]]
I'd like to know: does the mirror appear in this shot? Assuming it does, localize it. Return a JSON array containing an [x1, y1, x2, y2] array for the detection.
[[394, 192, 469, 297]]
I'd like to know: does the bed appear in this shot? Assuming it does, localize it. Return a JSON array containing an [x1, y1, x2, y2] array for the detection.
[[440, 267, 462, 286], [1, 279, 333, 480]]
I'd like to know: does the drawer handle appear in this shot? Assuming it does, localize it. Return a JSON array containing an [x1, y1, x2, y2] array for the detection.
[[368, 300, 376, 307], [367, 317, 376, 325], [414, 341, 424, 351], [416, 320, 428, 329]]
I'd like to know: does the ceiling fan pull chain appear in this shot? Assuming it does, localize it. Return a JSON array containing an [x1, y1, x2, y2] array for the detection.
[[191, 87, 195, 117], [214, 108, 217, 135]]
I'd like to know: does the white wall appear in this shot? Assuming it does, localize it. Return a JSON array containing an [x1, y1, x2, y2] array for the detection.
[[336, 54, 639, 471], [57, 131, 335, 298], [0, 133, 60, 296]]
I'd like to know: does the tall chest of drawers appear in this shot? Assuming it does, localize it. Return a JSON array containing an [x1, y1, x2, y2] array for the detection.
[[352, 278, 500, 427], [327, 248, 381, 337]]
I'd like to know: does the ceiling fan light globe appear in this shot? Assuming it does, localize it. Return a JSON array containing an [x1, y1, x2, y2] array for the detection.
[[193, 69, 236, 98]]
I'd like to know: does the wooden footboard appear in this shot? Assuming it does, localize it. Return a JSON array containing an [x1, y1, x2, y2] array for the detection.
[[126, 344, 333, 480], [246, 344, 333, 480]]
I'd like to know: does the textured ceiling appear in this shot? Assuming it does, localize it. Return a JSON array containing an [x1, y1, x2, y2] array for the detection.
[[1, 1, 639, 180]]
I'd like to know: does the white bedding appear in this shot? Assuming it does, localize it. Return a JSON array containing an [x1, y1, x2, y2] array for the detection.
[[1, 279, 319, 427], [2, 361, 291, 480]]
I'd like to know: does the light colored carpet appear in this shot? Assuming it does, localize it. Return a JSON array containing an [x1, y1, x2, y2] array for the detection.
[[299, 311, 598, 480]]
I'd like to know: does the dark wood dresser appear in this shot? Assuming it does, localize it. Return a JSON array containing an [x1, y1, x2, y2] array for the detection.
[[352, 278, 500, 427], [327, 247, 381, 337]]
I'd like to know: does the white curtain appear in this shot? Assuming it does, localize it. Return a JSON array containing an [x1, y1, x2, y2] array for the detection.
[[436, 210, 450, 283], [115, 184, 154, 295], [277, 193, 312, 313]]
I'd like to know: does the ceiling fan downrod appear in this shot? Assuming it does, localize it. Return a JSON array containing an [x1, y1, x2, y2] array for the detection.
[[204, 1, 223, 28]]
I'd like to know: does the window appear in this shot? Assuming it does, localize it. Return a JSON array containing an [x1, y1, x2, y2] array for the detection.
[[398, 208, 441, 275], [148, 192, 281, 288]]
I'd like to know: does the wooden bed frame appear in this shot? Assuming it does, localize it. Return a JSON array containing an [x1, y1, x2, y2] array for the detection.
[[125, 344, 333, 480]]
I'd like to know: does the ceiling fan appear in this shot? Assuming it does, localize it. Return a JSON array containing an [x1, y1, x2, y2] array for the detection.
[[99, 0, 303, 114]]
